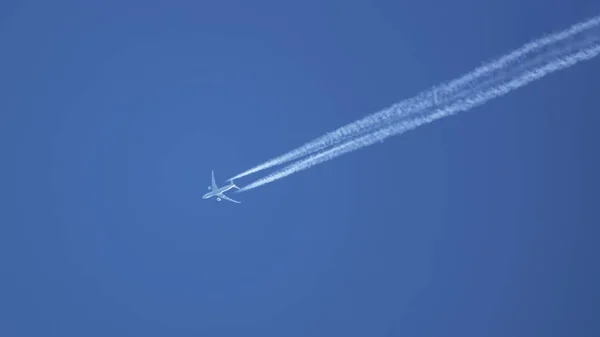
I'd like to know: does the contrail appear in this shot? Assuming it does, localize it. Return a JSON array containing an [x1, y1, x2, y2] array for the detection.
[[229, 15, 600, 181], [238, 40, 600, 192]]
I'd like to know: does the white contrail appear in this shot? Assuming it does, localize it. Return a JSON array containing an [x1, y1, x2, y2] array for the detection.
[[442, 15, 600, 94], [238, 41, 600, 192], [229, 15, 600, 181]]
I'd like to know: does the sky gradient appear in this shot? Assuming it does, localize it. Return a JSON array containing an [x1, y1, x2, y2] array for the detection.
[[2, 1, 600, 336]]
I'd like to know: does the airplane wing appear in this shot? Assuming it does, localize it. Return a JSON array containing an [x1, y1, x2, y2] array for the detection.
[[211, 169, 218, 190], [219, 193, 241, 204]]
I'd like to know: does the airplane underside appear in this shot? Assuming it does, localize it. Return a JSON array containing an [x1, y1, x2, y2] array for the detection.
[[204, 170, 241, 203]]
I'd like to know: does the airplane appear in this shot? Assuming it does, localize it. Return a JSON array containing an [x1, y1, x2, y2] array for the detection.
[[202, 170, 241, 203]]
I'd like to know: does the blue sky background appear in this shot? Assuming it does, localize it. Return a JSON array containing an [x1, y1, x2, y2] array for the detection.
[[2, 1, 600, 336]]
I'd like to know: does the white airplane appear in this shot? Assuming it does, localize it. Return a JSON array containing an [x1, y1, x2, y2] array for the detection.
[[202, 170, 241, 203]]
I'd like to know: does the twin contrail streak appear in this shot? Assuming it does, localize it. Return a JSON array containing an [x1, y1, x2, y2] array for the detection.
[[229, 15, 600, 183], [237, 40, 599, 192]]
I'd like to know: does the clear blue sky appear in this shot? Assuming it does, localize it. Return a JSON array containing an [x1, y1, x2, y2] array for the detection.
[[2, 1, 599, 336]]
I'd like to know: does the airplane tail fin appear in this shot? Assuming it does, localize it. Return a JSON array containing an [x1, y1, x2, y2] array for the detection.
[[225, 177, 240, 189]]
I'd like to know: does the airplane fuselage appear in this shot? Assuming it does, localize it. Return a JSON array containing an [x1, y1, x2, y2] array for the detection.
[[202, 183, 237, 199]]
